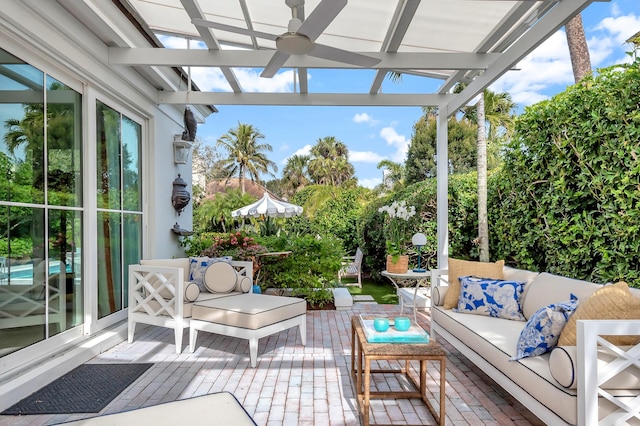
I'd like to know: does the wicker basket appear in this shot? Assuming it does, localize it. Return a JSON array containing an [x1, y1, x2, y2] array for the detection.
[[386, 255, 409, 274]]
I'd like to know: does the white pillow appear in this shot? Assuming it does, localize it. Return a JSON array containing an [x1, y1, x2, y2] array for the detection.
[[550, 345, 640, 389], [204, 262, 238, 293], [236, 276, 253, 293], [184, 281, 201, 302]]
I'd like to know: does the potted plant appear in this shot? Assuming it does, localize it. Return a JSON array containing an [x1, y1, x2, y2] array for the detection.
[[378, 200, 416, 273]]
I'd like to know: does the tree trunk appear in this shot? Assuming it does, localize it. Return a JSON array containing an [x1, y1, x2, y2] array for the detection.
[[239, 166, 245, 194], [476, 93, 489, 262], [565, 14, 591, 82]]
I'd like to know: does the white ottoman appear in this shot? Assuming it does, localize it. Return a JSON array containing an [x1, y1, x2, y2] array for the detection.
[[189, 293, 306, 367]]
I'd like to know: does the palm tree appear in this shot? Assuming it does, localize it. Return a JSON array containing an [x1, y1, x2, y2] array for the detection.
[[377, 159, 404, 191], [565, 14, 591, 82], [460, 88, 516, 262], [194, 189, 255, 232], [308, 136, 355, 186], [281, 154, 310, 198], [216, 123, 278, 194]]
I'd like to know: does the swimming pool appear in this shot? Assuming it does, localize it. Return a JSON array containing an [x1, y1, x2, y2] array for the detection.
[[5, 262, 73, 279]]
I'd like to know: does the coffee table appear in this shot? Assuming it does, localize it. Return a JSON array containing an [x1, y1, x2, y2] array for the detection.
[[350, 315, 446, 426]]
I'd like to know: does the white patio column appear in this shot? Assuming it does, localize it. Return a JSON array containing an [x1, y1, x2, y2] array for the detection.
[[436, 106, 449, 269]]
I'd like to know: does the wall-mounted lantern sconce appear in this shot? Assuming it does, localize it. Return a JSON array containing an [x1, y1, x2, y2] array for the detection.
[[173, 135, 193, 165], [171, 174, 191, 215]]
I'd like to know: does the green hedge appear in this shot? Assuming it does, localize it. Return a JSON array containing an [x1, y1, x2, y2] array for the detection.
[[359, 59, 640, 288], [491, 59, 640, 286]]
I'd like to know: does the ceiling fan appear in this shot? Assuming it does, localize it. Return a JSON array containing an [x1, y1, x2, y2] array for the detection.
[[192, 0, 380, 78]]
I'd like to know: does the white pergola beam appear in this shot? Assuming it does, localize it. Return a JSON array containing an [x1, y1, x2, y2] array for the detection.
[[158, 91, 452, 106], [370, 0, 421, 94], [109, 48, 500, 70], [179, 0, 242, 93]]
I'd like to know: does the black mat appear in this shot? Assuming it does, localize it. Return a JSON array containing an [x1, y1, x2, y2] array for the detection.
[[2, 363, 153, 415]]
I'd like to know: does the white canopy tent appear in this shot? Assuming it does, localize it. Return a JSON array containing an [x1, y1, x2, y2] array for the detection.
[[56, 0, 602, 267], [231, 193, 304, 219]]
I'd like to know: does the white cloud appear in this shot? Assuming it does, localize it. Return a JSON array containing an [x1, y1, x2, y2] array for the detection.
[[350, 151, 386, 163], [280, 144, 312, 165], [292, 144, 312, 156], [380, 126, 409, 162], [492, 11, 640, 109], [596, 14, 640, 46], [358, 177, 382, 189], [191, 67, 294, 93], [492, 31, 574, 105], [352, 113, 380, 126], [353, 113, 372, 123]]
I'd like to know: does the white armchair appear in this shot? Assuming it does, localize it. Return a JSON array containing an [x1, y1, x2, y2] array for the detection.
[[128, 259, 253, 354]]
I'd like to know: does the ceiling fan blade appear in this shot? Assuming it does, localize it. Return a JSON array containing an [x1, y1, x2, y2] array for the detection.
[[260, 51, 291, 78], [297, 0, 347, 41], [310, 44, 381, 68], [191, 18, 278, 41]]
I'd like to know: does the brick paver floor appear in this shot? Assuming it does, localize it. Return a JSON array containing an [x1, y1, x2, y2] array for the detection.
[[0, 303, 544, 425]]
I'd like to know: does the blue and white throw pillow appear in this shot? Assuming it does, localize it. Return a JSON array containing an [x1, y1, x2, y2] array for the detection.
[[511, 294, 579, 361], [456, 276, 526, 321], [189, 256, 232, 292]]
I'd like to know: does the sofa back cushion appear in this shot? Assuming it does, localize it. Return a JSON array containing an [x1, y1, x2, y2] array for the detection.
[[522, 272, 601, 320]]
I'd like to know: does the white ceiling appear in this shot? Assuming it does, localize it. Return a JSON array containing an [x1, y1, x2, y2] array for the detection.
[[97, 0, 600, 113]]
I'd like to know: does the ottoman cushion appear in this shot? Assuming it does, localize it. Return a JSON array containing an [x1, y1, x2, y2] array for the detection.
[[192, 294, 306, 330]]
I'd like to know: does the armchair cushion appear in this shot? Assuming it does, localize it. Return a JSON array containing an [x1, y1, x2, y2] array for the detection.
[[236, 276, 253, 293], [204, 262, 238, 294], [184, 282, 201, 302], [189, 256, 232, 292]]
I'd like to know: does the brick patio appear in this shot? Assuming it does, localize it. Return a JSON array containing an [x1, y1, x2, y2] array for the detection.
[[0, 303, 544, 426]]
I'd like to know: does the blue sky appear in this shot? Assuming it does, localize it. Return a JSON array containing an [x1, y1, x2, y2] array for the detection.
[[171, 0, 639, 189]]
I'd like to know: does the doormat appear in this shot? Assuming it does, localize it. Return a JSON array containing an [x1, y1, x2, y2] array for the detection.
[[2, 363, 153, 415]]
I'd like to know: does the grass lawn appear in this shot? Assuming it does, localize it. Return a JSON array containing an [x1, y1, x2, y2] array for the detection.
[[340, 278, 398, 304]]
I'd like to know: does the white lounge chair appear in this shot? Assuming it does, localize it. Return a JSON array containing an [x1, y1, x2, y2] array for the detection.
[[338, 247, 363, 288]]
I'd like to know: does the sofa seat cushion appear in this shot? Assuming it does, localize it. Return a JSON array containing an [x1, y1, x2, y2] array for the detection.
[[192, 294, 306, 330], [432, 306, 579, 424], [443, 258, 504, 309]]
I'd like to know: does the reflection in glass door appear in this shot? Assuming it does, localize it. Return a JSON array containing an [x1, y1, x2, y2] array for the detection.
[[96, 102, 142, 319]]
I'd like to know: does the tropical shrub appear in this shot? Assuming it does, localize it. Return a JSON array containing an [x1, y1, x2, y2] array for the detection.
[[255, 234, 343, 306]]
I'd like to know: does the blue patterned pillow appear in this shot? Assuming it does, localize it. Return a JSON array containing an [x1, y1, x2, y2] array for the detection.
[[189, 256, 232, 292], [511, 294, 579, 361], [456, 276, 526, 321]]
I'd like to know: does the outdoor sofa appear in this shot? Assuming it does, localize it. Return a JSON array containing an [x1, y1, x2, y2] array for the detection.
[[128, 257, 306, 367], [430, 260, 640, 426]]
